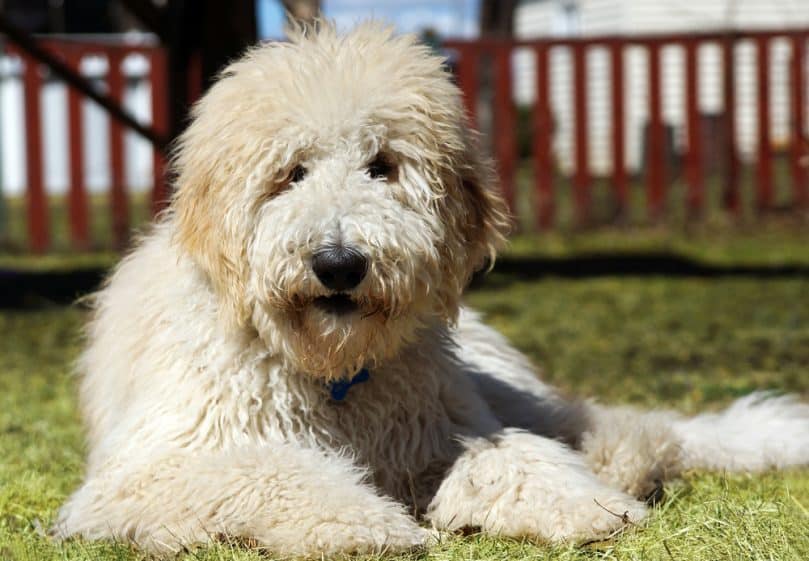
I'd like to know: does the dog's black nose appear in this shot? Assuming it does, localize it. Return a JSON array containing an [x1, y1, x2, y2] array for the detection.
[[311, 246, 368, 291]]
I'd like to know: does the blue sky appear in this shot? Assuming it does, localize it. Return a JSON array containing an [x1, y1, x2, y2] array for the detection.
[[257, 0, 480, 39]]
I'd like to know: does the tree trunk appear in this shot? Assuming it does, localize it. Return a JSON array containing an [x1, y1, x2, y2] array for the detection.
[[479, 0, 517, 38], [162, 0, 256, 139]]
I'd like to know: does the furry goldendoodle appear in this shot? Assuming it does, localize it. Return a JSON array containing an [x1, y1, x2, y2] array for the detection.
[[56, 23, 808, 555]]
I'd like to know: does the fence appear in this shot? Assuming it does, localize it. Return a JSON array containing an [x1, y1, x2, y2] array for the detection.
[[2, 29, 809, 254], [445, 27, 809, 227], [2, 36, 170, 253]]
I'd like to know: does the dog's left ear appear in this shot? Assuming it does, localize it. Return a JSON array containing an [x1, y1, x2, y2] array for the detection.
[[458, 153, 512, 276], [436, 156, 510, 320]]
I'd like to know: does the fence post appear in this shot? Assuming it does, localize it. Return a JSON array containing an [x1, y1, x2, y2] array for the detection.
[[20, 50, 49, 253], [647, 42, 666, 221], [107, 50, 128, 248], [67, 48, 90, 249], [722, 34, 741, 214], [151, 48, 170, 215], [790, 34, 808, 209], [610, 41, 628, 217], [534, 42, 554, 228], [756, 36, 774, 211], [187, 50, 203, 106], [685, 39, 704, 217], [573, 42, 591, 226], [494, 42, 516, 212], [456, 44, 479, 128]]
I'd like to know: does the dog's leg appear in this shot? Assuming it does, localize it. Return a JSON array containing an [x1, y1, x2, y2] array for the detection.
[[426, 429, 647, 542], [54, 444, 429, 555]]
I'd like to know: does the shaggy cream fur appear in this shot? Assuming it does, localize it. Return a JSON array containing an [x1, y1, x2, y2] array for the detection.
[[55, 22, 809, 556]]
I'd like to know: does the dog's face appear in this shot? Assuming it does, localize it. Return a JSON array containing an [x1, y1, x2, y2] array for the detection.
[[172, 24, 508, 378]]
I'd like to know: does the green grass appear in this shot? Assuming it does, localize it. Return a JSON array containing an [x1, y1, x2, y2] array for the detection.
[[0, 192, 152, 260], [1, 178, 808, 559], [507, 222, 809, 267], [468, 276, 809, 406], [1, 271, 808, 560]]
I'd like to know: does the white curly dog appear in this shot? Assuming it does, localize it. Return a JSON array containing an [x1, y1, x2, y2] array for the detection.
[[56, 23, 809, 555]]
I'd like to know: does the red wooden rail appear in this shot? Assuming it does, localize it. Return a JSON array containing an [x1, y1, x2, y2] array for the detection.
[[792, 35, 809, 208], [610, 42, 628, 216], [534, 43, 553, 227], [446, 28, 809, 227], [17, 47, 48, 253], [5, 38, 169, 253], [684, 39, 703, 216], [572, 43, 590, 225], [494, 44, 517, 209]]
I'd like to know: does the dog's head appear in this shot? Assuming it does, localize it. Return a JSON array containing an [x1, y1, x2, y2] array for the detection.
[[172, 22, 509, 378]]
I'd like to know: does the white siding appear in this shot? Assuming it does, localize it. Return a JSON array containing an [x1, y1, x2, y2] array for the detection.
[[578, 0, 625, 34], [515, 0, 556, 38], [625, 0, 809, 33]]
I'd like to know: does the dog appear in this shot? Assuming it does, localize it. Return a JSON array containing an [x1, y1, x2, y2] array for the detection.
[[55, 22, 809, 555]]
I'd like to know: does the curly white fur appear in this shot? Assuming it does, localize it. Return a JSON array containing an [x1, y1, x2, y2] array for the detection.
[[54, 22, 809, 556]]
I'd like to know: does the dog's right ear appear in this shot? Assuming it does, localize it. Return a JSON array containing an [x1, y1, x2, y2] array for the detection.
[[171, 145, 252, 331]]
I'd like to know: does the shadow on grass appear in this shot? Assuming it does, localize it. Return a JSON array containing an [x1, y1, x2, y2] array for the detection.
[[0, 269, 104, 308], [474, 252, 809, 287], [3, 252, 809, 309]]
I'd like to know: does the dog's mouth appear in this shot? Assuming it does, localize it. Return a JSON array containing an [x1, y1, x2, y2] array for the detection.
[[313, 293, 359, 315]]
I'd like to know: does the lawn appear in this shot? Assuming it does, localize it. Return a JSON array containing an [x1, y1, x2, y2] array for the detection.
[[1, 264, 807, 560]]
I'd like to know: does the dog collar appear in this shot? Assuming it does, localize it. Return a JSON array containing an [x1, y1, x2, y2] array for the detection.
[[328, 368, 370, 401]]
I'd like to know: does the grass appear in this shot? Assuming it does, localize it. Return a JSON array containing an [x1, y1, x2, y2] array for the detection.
[[0, 193, 149, 271], [0, 193, 153, 255], [1, 271, 808, 560], [1, 163, 808, 560], [507, 222, 809, 267]]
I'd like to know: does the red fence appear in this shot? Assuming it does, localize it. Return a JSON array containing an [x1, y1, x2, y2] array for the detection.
[[3, 38, 169, 253], [3, 29, 809, 254], [446, 28, 809, 227]]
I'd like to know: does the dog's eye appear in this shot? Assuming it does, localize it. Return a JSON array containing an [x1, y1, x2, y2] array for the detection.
[[367, 155, 394, 180], [287, 165, 307, 184]]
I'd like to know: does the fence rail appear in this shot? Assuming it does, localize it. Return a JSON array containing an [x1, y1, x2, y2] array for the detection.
[[445, 27, 809, 227]]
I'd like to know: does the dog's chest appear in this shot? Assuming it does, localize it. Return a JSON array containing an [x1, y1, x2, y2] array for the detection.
[[260, 355, 462, 506]]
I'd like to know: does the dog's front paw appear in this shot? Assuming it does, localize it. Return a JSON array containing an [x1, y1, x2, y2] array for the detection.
[[304, 515, 433, 555], [427, 431, 648, 543], [363, 519, 435, 553], [429, 477, 646, 543], [537, 491, 648, 542]]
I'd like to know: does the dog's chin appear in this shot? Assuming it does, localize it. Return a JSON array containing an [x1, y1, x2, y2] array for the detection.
[[258, 291, 425, 379], [280, 294, 419, 379], [311, 293, 362, 317], [274, 294, 381, 377]]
